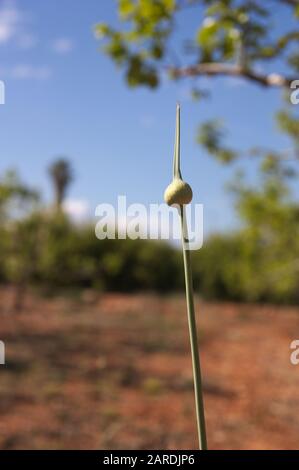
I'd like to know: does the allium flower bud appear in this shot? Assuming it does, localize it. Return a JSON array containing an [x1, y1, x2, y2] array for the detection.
[[164, 177, 193, 206]]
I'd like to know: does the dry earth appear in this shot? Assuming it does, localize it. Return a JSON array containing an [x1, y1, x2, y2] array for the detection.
[[0, 288, 298, 449]]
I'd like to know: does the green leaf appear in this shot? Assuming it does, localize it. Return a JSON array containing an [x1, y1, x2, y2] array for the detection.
[[119, 0, 135, 18], [196, 19, 218, 47], [94, 23, 110, 38]]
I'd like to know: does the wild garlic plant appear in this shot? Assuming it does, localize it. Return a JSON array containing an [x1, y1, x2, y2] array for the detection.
[[164, 104, 207, 450]]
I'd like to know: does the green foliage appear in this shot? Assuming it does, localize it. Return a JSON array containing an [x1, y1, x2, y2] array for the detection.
[[197, 120, 237, 162], [95, 0, 299, 172], [0, 176, 182, 293], [2, 159, 299, 303], [277, 109, 299, 146], [0, 171, 40, 286], [0, 170, 39, 222], [96, 1, 299, 87], [193, 233, 247, 300], [194, 158, 299, 304], [95, 0, 177, 88]]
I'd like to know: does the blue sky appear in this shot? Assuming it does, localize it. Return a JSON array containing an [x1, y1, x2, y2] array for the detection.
[[0, 0, 295, 234]]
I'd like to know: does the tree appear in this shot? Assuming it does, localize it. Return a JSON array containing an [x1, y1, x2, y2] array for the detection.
[[95, 0, 299, 162], [0, 170, 40, 312], [0, 170, 39, 222], [95, 1, 299, 304], [96, 0, 299, 89], [48, 158, 73, 210], [191, 154, 299, 303]]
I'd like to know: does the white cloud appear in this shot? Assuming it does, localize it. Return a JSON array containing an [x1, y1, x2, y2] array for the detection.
[[0, 0, 36, 49], [0, 0, 21, 44], [17, 33, 37, 49], [0, 2, 54, 81], [9, 64, 52, 80], [52, 38, 74, 54], [63, 199, 90, 221]]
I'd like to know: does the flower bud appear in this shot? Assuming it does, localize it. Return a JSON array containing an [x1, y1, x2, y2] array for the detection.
[[164, 178, 193, 206]]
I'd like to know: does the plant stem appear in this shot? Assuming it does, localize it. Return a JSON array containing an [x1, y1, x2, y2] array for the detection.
[[173, 104, 182, 180], [171, 103, 207, 449], [179, 205, 207, 450]]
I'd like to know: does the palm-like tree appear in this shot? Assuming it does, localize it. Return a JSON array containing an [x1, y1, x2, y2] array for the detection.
[[48, 158, 73, 210]]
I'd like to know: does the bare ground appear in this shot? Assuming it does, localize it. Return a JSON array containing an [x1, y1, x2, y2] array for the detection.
[[0, 288, 299, 450]]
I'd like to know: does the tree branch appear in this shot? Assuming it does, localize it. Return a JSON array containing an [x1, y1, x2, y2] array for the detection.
[[278, 0, 299, 6], [169, 63, 297, 88]]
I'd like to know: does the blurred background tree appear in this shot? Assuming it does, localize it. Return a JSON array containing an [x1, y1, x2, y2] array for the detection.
[[0, 171, 40, 311], [93, 0, 299, 304], [0, 158, 299, 306], [0, 162, 183, 309], [94, 0, 299, 181], [2, 1, 299, 309], [95, 0, 299, 158], [48, 158, 73, 210]]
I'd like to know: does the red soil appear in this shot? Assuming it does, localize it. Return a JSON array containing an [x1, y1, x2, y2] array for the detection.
[[0, 289, 298, 449]]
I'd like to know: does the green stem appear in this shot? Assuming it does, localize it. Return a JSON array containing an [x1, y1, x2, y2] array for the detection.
[[173, 104, 182, 180], [179, 205, 207, 450]]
